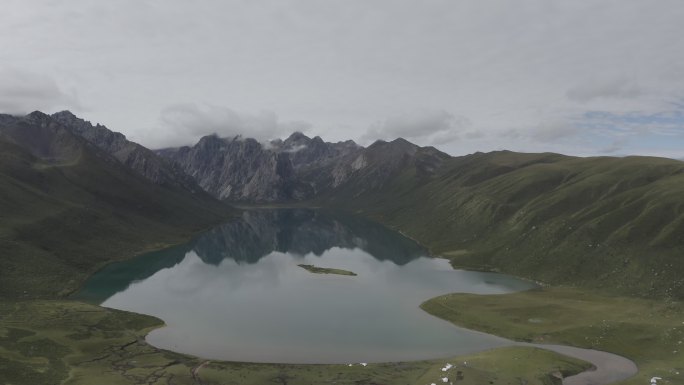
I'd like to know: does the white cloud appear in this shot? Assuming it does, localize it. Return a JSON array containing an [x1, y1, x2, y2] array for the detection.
[[0, 68, 80, 114], [0, 0, 683, 157], [599, 139, 627, 154], [567, 78, 645, 103], [151, 103, 311, 148], [529, 120, 584, 143], [360, 110, 471, 146]]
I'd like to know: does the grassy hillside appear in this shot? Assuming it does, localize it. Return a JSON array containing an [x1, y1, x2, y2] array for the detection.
[[322, 150, 684, 299], [0, 128, 235, 299], [421, 287, 684, 385]]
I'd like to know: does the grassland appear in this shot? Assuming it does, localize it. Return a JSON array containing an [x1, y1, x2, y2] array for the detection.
[[421, 287, 684, 385], [0, 300, 592, 385], [313, 149, 684, 383], [324, 151, 684, 300], [297, 264, 357, 276]]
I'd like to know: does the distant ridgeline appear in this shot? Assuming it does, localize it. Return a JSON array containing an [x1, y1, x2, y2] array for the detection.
[[159, 127, 684, 299], [1, 110, 683, 299]]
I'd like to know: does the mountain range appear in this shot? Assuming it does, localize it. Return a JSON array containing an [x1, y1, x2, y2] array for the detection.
[[1, 110, 683, 299], [156, 128, 684, 298], [156, 132, 448, 202]]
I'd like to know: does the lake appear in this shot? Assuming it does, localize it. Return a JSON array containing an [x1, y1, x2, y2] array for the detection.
[[76, 209, 536, 363]]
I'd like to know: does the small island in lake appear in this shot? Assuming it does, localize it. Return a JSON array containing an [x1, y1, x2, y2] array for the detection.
[[297, 264, 357, 276]]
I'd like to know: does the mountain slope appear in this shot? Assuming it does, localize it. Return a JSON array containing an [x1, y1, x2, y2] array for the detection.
[[323, 150, 684, 299], [51, 110, 202, 192], [0, 112, 235, 298], [320, 138, 451, 201]]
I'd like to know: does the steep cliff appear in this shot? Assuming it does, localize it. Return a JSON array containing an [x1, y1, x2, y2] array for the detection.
[[157, 132, 362, 201]]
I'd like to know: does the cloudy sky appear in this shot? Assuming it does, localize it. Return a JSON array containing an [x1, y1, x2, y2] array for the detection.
[[1, 1, 683, 158]]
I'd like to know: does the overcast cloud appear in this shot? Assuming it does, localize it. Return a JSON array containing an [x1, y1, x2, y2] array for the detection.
[[0, 68, 80, 114], [153, 104, 311, 147], [1, 0, 683, 157], [360, 110, 471, 146], [566, 78, 646, 103]]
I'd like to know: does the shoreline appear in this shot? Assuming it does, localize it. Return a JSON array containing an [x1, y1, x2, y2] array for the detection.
[[517, 343, 637, 385], [66, 207, 640, 384]]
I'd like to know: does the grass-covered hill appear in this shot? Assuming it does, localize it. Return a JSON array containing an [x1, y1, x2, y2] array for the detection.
[[0, 112, 235, 299], [158, 130, 684, 299], [321, 148, 684, 299], [2, 114, 683, 384]]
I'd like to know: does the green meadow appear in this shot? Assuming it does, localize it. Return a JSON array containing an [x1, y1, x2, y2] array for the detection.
[[0, 300, 591, 385], [421, 287, 684, 385]]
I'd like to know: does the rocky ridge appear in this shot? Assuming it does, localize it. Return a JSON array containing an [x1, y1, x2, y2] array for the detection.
[[157, 132, 448, 202], [51, 111, 202, 193]]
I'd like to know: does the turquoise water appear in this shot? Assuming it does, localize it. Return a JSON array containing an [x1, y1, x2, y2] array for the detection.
[[76, 209, 535, 363]]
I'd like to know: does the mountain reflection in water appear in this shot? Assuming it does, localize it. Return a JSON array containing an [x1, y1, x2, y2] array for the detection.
[[77, 209, 425, 303], [76, 209, 535, 363]]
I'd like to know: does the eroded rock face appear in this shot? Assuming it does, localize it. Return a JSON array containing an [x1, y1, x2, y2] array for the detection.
[[51, 111, 202, 192], [158, 135, 304, 201], [157, 132, 365, 202], [157, 131, 451, 203]]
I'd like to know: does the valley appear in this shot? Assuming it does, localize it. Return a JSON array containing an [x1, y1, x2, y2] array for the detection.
[[0, 111, 683, 384]]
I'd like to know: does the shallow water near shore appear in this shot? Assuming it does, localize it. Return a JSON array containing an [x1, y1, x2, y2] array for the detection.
[[76, 209, 536, 363]]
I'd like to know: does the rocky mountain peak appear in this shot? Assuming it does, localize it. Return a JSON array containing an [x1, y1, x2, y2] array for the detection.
[[366, 138, 420, 161], [51, 111, 129, 153], [197, 134, 226, 149], [385, 137, 418, 149], [26, 110, 50, 120], [390, 137, 415, 146], [0, 111, 100, 164], [49, 111, 202, 192], [158, 131, 365, 202], [51, 110, 78, 120], [52, 110, 119, 137], [285, 131, 309, 142], [280, 132, 312, 152], [156, 130, 450, 203], [23, 111, 56, 129]]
